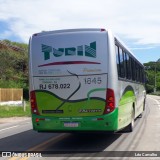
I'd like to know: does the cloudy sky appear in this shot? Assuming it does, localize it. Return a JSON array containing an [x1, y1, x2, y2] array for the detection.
[[0, 0, 160, 63]]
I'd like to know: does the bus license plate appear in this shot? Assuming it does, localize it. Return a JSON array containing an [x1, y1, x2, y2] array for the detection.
[[64, 122, 79, 127]]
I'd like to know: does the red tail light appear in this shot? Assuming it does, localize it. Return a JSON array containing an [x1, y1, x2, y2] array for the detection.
[[30, 91, 39, 115], [104, 88, 115, 114]]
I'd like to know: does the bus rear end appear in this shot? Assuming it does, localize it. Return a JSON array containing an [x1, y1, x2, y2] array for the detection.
[[29, 29, 118, 132]]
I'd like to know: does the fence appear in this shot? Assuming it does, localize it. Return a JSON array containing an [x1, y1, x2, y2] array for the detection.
[[0, 88, 23, 102]]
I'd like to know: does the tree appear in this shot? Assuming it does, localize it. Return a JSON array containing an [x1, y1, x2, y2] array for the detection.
[[144, 61, 160, 93]]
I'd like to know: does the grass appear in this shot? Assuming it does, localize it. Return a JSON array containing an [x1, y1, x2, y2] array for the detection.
[[0, 102, 31, 118]]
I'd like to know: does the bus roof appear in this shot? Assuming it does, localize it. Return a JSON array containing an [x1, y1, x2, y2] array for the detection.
[[32, 28, 144, 68], [33, 28, 107, 37]]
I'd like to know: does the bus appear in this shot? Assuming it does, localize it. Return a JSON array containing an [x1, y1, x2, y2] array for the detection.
[[29, 28, 146, 133]]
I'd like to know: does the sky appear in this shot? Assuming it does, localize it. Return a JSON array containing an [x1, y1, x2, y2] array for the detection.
[[0, 0, 160, 64]]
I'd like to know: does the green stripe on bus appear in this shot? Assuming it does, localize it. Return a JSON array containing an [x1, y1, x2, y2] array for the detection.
[[118, 89, 135, 129]]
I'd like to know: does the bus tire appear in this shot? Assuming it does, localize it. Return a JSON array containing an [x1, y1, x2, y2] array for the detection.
[[143, 98, 146, 111], [126, 109, 135, 132], [138, 99, 146, 118]]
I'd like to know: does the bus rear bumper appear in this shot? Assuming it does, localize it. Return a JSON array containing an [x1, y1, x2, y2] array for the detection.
[[32, 109, 118, 132]]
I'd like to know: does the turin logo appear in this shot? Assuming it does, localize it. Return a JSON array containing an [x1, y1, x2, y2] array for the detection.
[[41, 41, 96, 60]]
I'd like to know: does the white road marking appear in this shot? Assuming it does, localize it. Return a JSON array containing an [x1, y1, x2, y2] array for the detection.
[[0, 125, 19, 132]]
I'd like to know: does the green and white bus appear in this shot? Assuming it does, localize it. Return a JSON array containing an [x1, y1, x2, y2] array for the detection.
[[29, 28, 146, 132]]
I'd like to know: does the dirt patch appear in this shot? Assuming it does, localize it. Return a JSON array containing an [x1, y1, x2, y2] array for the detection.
[[0, 117, 31, 124]]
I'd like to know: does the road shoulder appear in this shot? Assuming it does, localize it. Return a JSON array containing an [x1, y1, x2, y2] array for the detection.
[[0, 117, 31, 124]]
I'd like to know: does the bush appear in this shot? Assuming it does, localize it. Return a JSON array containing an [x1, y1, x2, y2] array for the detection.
[[146, 84, 154, 93]]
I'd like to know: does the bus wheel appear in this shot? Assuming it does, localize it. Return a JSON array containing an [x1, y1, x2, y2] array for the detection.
[[126, 109, 135, 132], [138, 99, 145, 118], [143, 98, 146, 111]]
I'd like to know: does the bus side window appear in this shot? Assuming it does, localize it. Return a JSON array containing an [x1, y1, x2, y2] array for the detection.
[[135, 63, 138, 82], [140, 67, 142, 83], [142, 68, 145, 83], [136, 63, 140, 82], [138, 66, 140, 82], [129, 56, 132, 80], [131, 58, 136, 81], [125, 52, 131, 80], [119, 47, 125, 78], [115, 45, 121, 77]]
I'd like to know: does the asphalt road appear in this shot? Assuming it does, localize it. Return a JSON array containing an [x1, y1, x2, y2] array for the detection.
[[0, 95, 160, 160]]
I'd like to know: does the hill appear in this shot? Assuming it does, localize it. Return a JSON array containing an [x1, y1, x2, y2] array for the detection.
[[0, 40, 28, 99]]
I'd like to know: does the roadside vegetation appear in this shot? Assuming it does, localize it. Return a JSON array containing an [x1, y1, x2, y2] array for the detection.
[[0, 39, 29, 100], [144, 61, 160, 95], [0, 102, 31, 118]]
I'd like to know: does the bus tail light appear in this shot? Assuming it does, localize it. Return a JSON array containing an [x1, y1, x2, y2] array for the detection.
[[30, 91, 40, 115], [104, 88, 115, 114]]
